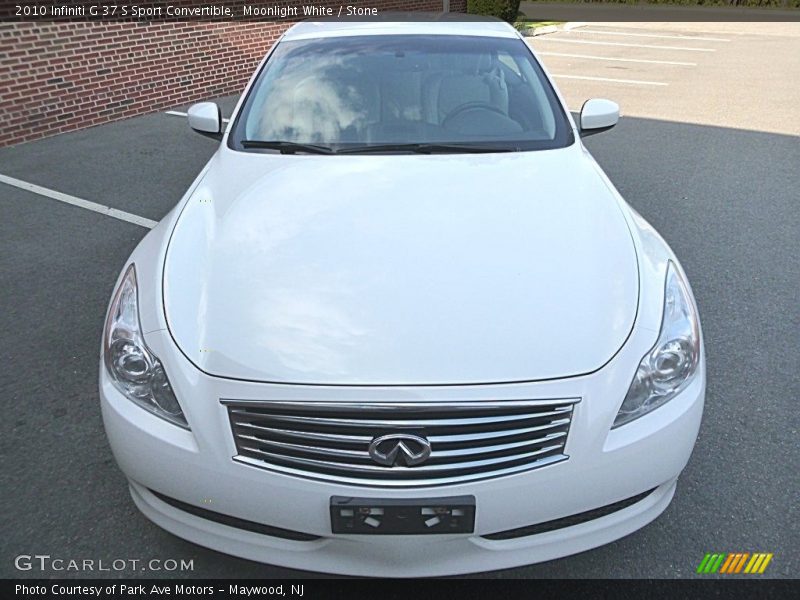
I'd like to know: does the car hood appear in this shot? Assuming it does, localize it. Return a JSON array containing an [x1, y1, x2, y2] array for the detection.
[[163, 146, 639, 385]]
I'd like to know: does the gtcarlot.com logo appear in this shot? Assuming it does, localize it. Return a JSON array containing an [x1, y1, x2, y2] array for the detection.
[[14, 554, 194, 572], [697, 552, 773, 574]]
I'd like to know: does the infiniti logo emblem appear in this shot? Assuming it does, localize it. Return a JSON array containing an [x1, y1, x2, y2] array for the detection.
[[368, 434, 432, 467]]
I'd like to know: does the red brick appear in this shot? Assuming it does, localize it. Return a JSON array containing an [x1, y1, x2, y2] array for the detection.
[[0, 1, 467, 146]]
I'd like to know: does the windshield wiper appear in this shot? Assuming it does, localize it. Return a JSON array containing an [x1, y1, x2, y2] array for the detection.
[[241, 140, 335, 154], [240, 140, 517, 155], [336, 143, 516, 155]]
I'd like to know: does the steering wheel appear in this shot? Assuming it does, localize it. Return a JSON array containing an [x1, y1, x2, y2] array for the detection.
[[442, 102, 507, 128]]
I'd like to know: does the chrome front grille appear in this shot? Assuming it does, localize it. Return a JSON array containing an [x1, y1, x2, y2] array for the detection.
[[224, 398, 578, 487]]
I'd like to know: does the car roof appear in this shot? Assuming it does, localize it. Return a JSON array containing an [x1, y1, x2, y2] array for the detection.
[[282, 17, 519, 41]]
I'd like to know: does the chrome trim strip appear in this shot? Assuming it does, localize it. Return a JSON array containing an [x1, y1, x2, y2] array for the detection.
[[235, 434, 370, 460], [228, 407, 573, 428], [232, 453, 569, 488], [235, 431, 567, 460], [426, 419, 571, 443], [233, 416, 570, 445], [239, 443, 564, 473], [222, 398, 580, 410], [431, 432, 567, 458], [233, 421, 373, 443]]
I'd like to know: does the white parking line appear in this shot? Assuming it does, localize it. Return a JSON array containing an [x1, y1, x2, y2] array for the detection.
[[536, 38, 717, 52], [573, 29, 731, 43], [166, 110, 230, 123], [538, 52, 696, 67], [552, 74, 668, 86], [0, 173, 157, 229]]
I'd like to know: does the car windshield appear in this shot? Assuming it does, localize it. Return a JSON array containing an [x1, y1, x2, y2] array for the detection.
[[229, 34, 573, 153]]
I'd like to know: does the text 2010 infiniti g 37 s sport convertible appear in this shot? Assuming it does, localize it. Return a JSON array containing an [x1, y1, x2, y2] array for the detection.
[[100, 19, 705, 577]]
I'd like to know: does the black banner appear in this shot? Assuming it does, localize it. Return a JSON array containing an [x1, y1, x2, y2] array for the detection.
[[1, 1, 799, 22], [4, 579, 798, 600]]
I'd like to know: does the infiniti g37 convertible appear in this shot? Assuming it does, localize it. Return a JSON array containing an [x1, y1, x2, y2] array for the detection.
[[100, 19, 705, 576]]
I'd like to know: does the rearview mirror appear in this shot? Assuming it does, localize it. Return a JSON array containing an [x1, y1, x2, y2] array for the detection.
[[579, 99, 619, 137], [187, 102, 222, 139]]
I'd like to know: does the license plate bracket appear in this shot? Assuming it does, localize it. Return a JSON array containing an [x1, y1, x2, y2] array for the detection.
[[330, 495, 476, 535]]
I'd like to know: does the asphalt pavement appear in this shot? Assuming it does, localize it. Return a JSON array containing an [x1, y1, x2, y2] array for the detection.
[[0, 23, 797, 579], [527, 21, 800, 136]]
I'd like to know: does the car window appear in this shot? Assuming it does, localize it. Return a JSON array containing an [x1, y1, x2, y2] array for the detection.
[[498, 51, 521, 77], [230, 35, 573, 153]]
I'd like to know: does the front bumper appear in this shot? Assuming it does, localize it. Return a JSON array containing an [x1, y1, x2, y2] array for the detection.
[[100, 328, 705, 577], [129, 478, 677, 577]]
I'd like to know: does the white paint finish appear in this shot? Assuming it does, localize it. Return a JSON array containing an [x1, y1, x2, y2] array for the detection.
[[536, 38, 717, 52], [100, 320, 705, 575], [99, 26, 707, 575], [580, 98, 620, 131], [553, 74, 668, 87], [538, 51, 696, 67], [573, 29, 731, 43], [187, 102, 221, 134], [163, 146, 640, 385], [0, 173, 156, 228], [129, 476, 678, 576]]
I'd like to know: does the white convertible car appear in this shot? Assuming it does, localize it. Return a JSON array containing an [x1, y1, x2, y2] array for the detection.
[[100, 19, 705, 576]]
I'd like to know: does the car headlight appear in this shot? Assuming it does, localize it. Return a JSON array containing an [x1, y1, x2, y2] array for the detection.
[[103, 264, 189, 429], [614, 261, 701, 428]]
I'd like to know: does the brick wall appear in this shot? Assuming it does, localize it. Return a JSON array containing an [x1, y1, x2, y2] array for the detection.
[[0, 1, 468, 147]]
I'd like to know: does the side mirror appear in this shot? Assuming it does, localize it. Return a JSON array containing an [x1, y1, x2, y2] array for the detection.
[[579, 99, 619, 137], [187, 102, 222, 140]]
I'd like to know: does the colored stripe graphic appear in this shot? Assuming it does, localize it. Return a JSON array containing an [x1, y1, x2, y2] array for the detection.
[[708, 554, 725, 573], [702, 552, 774, 574], [703, 554, 719, 573], [758, 554, 773, 574], [724, 553, 747, 573], [734, 553, 750, 573], [744, 554, 759, 573], [719, 554, 736, 573], [697, 553, 712, 573]]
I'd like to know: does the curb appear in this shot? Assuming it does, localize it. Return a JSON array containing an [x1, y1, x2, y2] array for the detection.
[[521, 21, 589, 38], [529, 25, 558, 37]]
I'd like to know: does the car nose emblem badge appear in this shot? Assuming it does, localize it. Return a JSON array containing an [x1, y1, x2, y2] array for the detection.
[[368, 434, 432, 467]]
